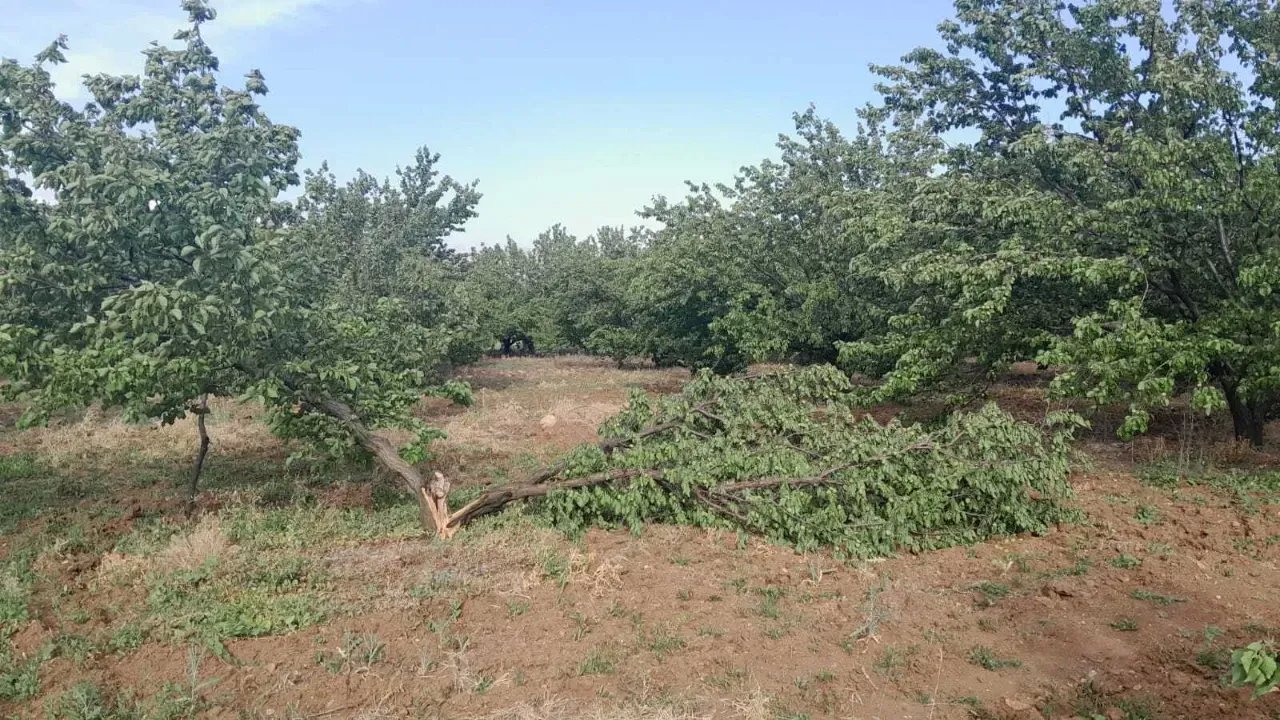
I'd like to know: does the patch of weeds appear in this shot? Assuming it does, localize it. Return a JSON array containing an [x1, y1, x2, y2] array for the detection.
[[1002, 553, 1033, 573], [505, 600, 530, 618], [47, 681, 144, 720], [1195, 626, 1229, 673], [314, 631, 384, 674], [676, 588, 693, 602], [107, 624, 146, 654], [143, 551, 328, 646], [1110, 554, 1142, 569], [1110, 618, 1139, 632], [755, 586, 786, 619], [428, 598, 465, 635], [843, 577, 888, 650], [873, 646, 909, 677], [1041, 556, 1092, 579], [1145, 542, 1174, 559], [696, 626, 724, 638], [1196, 646, 1230, 672], [971, 581, 1010, 608], [0, 637, 53, 702], [1064, 680, 1157, 720], [723, 576, 748, 594], [640, 625, 686, 659], [577, 648, 616, 676], [472, 674, 496, 694], [703, 665, 747, 689], [149, 646, 215, 719], [54, 633, 97, 664], [539, 550, 571, 590], [1133, 505, 1162, 526], [669, 555, 690, 566], [1131, 589, 1185, 607], [0, 554, 35, 623], [763, 625, 789, 640], [967, 645, 1021, 671]]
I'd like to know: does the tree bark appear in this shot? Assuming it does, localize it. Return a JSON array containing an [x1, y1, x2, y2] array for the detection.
[[1221, 380, 1266, 447], [185, 393, 211, 517]]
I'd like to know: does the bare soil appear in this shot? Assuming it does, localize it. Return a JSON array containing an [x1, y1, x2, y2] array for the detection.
[[2, 356, 1278, 719]]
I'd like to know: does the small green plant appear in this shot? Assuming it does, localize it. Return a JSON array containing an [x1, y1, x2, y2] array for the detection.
[[47, 681, 142, 720], [578, 648, 615, 676], [703, 665, 748, 689], [570, 611, 589, 641], [473, 674, 496, 694], [873, 646, 908, 676], [756, 586, 785, 619], [314, 632, 384, 674], [1133, 505, 1161, 526], [1110, 618, 1138, 632], [0, 639, 52, 702], [971, 581, 1010, 608], [641, 626, 686, 659], [540, 550, 571, 590], [107, 625, 145, 654], [1230, 642, 1279, 698], [1110, 554, 1142, 569], [1130, 589, 1185, 606], [967, 645, 1021, 670], [505, 600, 529, 617]]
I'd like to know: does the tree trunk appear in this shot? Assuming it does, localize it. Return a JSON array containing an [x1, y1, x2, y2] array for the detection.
[[1221, 381, 1266, 447], [185, 393, 211, 516], [308, 395, 450, 534]]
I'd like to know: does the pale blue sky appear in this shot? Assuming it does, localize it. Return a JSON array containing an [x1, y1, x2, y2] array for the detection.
[[2, 0, 956, 249]]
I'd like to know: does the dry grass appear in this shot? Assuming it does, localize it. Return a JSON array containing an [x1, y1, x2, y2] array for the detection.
[[97, 516, 233, 580], [9, 399, 280, 469]]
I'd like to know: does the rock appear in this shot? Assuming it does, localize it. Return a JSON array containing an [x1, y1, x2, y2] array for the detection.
[[1104, 708, 1125, 720], [539, 414, 558, 430]]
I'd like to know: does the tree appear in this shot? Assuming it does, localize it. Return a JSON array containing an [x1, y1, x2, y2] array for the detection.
[[295, 153, 486, 369], [852, 0, 1280, 444], [0, 1, 470, 525], [631, 110, 933, 373]]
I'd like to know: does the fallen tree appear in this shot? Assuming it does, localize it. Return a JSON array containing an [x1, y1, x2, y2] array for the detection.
[[431, 365, 1079, 555]]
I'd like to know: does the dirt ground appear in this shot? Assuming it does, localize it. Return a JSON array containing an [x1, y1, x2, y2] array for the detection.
[[1, 356, 1278, 719]]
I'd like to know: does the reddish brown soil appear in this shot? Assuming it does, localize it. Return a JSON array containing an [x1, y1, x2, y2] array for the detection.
[[3, 357, 1279, 719]]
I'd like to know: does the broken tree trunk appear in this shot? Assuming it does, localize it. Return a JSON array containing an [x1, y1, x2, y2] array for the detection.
[[309, 395, 453, 536]]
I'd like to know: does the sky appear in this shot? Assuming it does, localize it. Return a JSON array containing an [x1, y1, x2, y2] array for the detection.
[[1, 0, 957, 250]]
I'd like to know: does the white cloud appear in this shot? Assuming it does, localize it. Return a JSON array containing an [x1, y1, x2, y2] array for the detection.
[[0, 0, 362, 100]]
